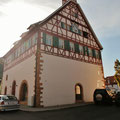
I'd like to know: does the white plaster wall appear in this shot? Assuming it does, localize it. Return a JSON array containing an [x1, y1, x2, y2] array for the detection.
[[1, 55, 35, 105], [41, 53, 104, 107]]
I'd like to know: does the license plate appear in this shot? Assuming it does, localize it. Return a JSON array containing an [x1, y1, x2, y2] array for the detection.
[[10, 101, 18, 105]]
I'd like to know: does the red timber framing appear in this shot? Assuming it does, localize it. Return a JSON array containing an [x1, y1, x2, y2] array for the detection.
[[3, 28, 38, 72], [3, 1, 103, 72], [2, 0, 105, 107], [38, 1, 102, 65]]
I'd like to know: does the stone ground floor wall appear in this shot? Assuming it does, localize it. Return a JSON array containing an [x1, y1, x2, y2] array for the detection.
[[1, 55, 35, 106], [41, 53, 104, 107]]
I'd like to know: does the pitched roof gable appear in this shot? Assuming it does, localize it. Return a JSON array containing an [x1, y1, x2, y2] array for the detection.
[[29, 0, 103, 50]]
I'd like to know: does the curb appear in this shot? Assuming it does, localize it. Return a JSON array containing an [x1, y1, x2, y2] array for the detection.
[[20, 102, 93, 112]]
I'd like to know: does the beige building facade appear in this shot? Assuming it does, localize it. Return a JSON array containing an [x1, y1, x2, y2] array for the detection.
[[1, 0, 105, 107]]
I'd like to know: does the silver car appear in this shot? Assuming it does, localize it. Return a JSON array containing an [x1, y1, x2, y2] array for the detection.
[[0, 95, 20, 111]]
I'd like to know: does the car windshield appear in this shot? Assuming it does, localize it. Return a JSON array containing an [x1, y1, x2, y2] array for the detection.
[[2, 96, 17, 100]]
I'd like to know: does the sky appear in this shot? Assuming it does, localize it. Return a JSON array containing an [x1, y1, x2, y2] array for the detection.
[[0, 0, 120, 77]]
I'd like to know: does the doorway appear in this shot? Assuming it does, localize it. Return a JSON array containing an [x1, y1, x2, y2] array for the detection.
[[12, 81, 16, 96], [75, 84, 83, 102], [19, 81, 28, 105]]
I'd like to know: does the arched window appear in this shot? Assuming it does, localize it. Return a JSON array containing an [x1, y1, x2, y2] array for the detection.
[[12, 81, 16, 96], [75, 84, 83, 102], [19, 81, 28, 104], [4, 86, 7, 95]]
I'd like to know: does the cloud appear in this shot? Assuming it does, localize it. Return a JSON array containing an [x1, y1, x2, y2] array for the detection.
[[0, 0, 12, 5], [0, 11, 4, 16], [24, 0, 61, 9], [79, 0, 120, 38]]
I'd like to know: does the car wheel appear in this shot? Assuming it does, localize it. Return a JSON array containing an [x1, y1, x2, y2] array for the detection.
[[94, 93, 103, 105]]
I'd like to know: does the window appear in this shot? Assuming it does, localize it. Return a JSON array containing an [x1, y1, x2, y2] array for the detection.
[[83, 46, 89, 56], [99, 51, 101, 59], [78, 29, 82, 35], [70, 42, 75, 52], [32, 36, 37, 45], [17, 48, 20, 57], [75, 13, 78, 18], [26, 41, 29, 50], [43, 33, 52, 46], [83, 31, 89, 38], [46, 34, 52, 46], [74, 43, 80, 53], [89, 48, 93, 57], [53, 36, 59, 48], [61, 22, 65, 29], [6, 75, 8, 81], [28, 39, 32, 49], [96, 50, 99, 59], [67, 25, 70, 31], [92, 49, 96, 58], [59, 39, 64, 49], [71, 23, 78, 33], [79, 45, 83, 54], [15, 50, 18, 58], [64, 40, 70, 51]]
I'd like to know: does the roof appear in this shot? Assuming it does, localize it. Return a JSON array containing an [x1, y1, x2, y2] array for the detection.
[[4, 0, 103, 58], [28, 0, 103, 50]]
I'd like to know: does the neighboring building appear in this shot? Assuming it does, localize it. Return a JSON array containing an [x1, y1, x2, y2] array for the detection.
[[1, 0, 105, 107], [105, 76, 119, 90], [0, 58, 4, 84], [0, 57, 4, 94]]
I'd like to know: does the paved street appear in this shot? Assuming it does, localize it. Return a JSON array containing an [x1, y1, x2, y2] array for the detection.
[[0, 104, 120, 120]]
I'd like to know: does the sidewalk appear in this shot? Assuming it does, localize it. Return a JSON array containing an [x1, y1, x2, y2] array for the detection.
[[20, 102, 93, 112]]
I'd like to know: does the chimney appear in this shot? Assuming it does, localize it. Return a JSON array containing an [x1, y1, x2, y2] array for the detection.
[[62, 0, 77, 5]]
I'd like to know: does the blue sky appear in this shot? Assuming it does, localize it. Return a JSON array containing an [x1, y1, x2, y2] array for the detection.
[[0, 0, 119, 77]]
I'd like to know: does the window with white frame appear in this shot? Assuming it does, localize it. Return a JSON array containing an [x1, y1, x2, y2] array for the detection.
[[79, 45, 83, 54], [70, 42, 75, 52], [89, 48, 92, 57], [96, 50, 99, 59], [59, 39, 64, 49], [46, 34, 52, 46]]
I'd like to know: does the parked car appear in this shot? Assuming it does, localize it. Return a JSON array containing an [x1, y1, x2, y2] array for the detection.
[[0, 95, 20, 111]]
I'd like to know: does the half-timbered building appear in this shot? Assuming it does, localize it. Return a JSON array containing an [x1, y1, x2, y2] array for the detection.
[[1, 0, 105, 107]]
